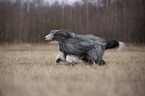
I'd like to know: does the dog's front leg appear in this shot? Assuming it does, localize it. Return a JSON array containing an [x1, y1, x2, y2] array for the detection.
[[55, 52, 65, 63], [66, 55, 79, 64]]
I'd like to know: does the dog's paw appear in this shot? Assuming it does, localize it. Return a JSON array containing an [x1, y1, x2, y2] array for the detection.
[[95, 58, 106, 66], [56, 58, 62, 63], [99, 59, 106, 66]]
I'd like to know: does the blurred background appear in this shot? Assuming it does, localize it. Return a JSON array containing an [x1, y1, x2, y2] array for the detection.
[[0, 0, 145, 44]]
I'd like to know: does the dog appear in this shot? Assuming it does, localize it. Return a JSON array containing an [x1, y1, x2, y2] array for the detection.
[[44, 30, 125, 65]]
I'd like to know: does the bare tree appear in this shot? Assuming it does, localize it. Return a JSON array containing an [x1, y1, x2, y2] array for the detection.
[[0, 0, 144, 43]]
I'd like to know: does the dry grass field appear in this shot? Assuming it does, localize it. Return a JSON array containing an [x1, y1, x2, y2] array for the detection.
[[0, 43, 145, 96]]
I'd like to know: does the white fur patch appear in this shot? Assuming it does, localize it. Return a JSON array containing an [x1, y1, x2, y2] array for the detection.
[[55, 52, 65, 62], [45, 34, 54, 40], [117, 42, 125, 51], [66, 55, 79, 63]]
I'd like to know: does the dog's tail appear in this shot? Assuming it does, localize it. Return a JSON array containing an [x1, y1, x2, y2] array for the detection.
[[104, 39, 125, 51]]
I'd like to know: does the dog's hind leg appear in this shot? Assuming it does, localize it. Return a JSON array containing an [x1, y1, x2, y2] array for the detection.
[[87, 47, 106, 66], [81, 56, 93, 65], [94, 58, 106, 66]]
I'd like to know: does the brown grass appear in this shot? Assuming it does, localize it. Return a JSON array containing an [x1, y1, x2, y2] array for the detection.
[[0, 44, 145, 96]]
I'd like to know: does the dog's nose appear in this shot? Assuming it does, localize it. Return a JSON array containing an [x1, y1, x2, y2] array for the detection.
[[44, 37, 46, 39]]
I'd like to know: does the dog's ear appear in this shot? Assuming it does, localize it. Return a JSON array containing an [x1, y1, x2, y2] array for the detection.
[[62, 30, 75, 38]]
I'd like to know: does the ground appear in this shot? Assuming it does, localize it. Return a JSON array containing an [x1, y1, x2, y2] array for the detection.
[[0, 43, 145, 96]]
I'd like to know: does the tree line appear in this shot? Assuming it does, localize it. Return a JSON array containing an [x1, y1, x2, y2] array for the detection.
[[0, 0, 145, 43]]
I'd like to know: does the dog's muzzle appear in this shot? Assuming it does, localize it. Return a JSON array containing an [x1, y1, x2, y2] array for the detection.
[[44, 34, 54, 42]]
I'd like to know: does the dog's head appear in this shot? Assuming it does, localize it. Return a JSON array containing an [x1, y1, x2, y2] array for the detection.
[[44, 30, 75, 42]]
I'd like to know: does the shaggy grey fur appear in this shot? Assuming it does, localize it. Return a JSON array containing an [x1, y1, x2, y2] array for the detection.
[[46, 30, 106, 65]]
